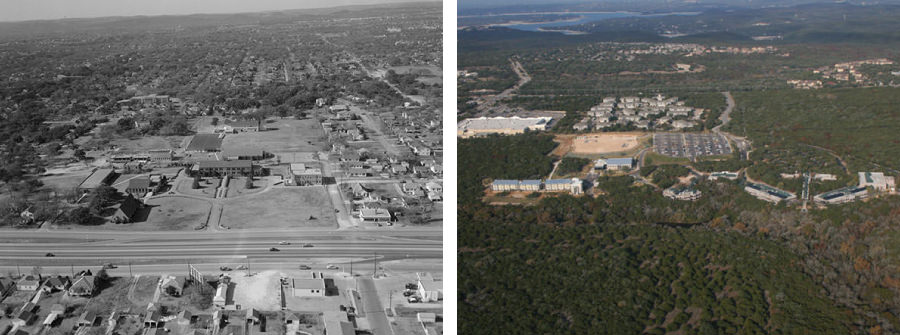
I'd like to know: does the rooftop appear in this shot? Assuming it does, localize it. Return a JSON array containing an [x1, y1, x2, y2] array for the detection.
[[186, 134, 223, 151], [78, 168, 115, 190], [457, 116, 552, 132], [292, 278, 325, 290], [197, 160, 252, 169]]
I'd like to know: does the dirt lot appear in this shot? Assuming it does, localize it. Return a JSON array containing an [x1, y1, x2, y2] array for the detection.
[[220, 187, 337, 229], [570, 133, 643, 154], [142, 196, 211, 230], [221, 119, 326, 157]]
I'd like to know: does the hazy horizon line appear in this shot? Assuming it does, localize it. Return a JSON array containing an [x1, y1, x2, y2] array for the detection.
[[0, 0, 440, 24]]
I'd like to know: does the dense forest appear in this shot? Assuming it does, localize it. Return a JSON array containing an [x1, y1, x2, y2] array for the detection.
[[459, 133, 900, 334]]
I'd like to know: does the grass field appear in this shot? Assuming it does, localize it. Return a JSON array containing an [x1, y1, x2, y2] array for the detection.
[[220, 187, 336, 229], [222, 119, 326, 157], [111, 136, 184, 152], [644, 152, 691, 166], [225, 176, 269, 197], [175, 176, 219, 198]]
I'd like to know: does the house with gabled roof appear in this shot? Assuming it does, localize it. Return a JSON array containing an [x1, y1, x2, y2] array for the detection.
[[111, 195, 142, 224], [43, 276, 71, 292], [161, 275, 185, 296], [69, 275, 96, 297]]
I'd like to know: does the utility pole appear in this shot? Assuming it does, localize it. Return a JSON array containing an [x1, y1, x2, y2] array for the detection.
[[350, 257, 353, 276], [373, 252, 377, 278], [129, 262, 133, 278], [16, 263, 21, 277]]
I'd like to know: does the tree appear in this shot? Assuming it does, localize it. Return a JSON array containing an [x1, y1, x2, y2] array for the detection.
[[245, 176, 254, 189], [65, 206, 94, 225], [192, 175, 201, 189], [74, 148, 87, 161], [211, 117, 219, 126]]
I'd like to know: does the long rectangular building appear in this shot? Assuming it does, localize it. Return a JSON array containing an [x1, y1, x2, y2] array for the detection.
[[194, 160, 253, 177], [814, 186, 868, 205], [457, 116, 552, 138], [77, 168, 116, 193], [744, 182, 796, 203]]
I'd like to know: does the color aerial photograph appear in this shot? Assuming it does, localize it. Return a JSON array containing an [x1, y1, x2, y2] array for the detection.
[[458, 0, 900, 333], [0, 1, 443, 335]]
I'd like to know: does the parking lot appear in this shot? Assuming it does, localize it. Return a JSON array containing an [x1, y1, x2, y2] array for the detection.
[[654, 133, 732, 158]]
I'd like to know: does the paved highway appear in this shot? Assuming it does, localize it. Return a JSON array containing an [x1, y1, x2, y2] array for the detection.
[[0, 228, 442, 269]]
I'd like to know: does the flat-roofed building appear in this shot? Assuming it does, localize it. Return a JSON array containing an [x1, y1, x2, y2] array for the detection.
[[709, 171, 739, 180], [323, 311, 355, 335], [859, 172, 896, 192], [606, 158, 634, 170], [359, 208, 392, 222], [223, 148, 267, 161], [814, 186, 868, 205], [77, 168, 116, 193], [744, 182, 796, 203], [147, 150, 174, 165], [221, 120, 263, 133], [520, 180, 542, 192], [194, 160, 253, 177], [544, 178, 583, 194], [457, 116, 553, 138], [491, 180, 519, 192], [287, 163, 322, 186], [291, 273, 326, 297], [186, 134, 223, 152]]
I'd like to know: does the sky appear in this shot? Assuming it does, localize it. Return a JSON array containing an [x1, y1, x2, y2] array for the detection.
[[0, 0, 432, 22]]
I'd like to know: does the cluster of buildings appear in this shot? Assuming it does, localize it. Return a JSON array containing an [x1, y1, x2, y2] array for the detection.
[[456, 116, 553, 138], [0, 271, 97, 332], [663, 186, 702, 201], [786, 79, 824, 90], [490, 178, 583, 195], [814, 172, 896, 205], [574, 94, 703, 131], [812, 58, 895, 85], [611, 43, 781, 58]]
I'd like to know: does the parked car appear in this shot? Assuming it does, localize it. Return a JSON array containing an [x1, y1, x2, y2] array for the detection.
[[299, 265, 312, 270], [236, 265, 248, 270], [269, 247, 280, 252], [103, 263, 117, 269], [326, 264, 338, 270], [45, 253, 55, 257], [220, 266, 232, 271]]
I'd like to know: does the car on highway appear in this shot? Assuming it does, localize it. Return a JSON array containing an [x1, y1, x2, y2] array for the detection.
[[45, 253, 55, 257], [299, 265, 311, 270], [220, 266, 232, 271], [269, 247, 280, 252], [278, 241, 290, 245], [302, 243, 314, 248], [103, 263, 117, 269]]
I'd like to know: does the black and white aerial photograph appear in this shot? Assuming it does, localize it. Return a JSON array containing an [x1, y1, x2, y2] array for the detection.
[[0, 1, 443, 335]]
